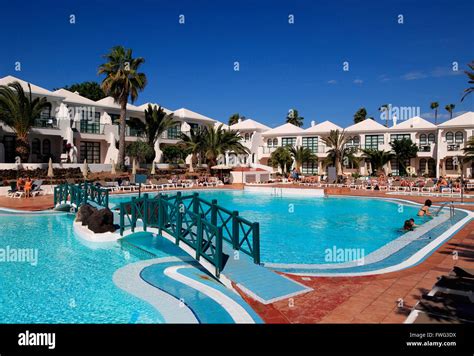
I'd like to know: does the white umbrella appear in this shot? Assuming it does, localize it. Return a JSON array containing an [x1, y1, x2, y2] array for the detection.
[[82, 159, 88, 179], [132, 158, 137, 175], [47, 158, 54, 178], [47, 157, 54, 193], [386, 160, 392, 175], [151, 162, 156, 175], [424, 160, 429, 175], [367, 161, 373, 175], [111, 160, 116, 175]]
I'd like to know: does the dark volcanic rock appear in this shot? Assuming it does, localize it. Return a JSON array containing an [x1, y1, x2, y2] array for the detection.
[[76, 204, 97, 226], [87, 208, 116, 233]]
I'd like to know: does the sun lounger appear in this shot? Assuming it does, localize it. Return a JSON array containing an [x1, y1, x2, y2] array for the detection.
[[450, 266, 474, 279], [7, 182, 18, 198], [30, 180, 44, 197], [428, 275, 474, 302]]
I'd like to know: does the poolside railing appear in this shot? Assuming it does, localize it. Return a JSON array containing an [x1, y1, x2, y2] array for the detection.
[[54, 183, 109, 209], [119, 192, 260, 275]]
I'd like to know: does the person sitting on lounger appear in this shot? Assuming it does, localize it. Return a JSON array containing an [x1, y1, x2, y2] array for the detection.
[[417, 199, 432, 216], [16, 177, 24, 191]]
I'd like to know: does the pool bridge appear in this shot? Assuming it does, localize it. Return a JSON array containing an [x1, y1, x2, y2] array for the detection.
[[54, 183, 109, 210], [118, 192, 260, 276]]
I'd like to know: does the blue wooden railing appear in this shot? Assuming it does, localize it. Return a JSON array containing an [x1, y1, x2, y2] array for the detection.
[[54, 183, 109, 209], [119, 192, 260, 275]]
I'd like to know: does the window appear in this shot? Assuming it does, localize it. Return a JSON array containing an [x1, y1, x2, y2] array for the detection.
[[272, 138, 278, 146], [346, 136, 360, 147], [445, 132, 454, 143], [390, 134, 410, 142], [365, 135, 384, 149], [31, 138, 41, 155], [455, 131, 464, 143], [167, 125, 181, 139], [419, 134, 427, 144], [42, 139, 51, 156], [445, 157, 455, 170], [267, 138, 273, 147], [244, 133, 250, 141], [281, 137, 296, 147], [428, 133, 435, 143], [40, 103, 52, 118], [302, 161, 318, 175], [3, 136, 16, 163], [419, 158, 435, 175], [302, 137, 318, 154], [80, 141, 100, 163], [108, 113, 120, 124]]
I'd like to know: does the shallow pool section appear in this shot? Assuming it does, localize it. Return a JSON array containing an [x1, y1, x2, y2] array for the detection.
[[0, 211, 165, 323], [110, 191, 429, 265]]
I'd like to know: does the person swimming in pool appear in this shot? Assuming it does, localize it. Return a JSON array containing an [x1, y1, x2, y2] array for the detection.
[[402, 220, 413, 231], [409, 218, 418, 228], [417, 199, 432, 216]]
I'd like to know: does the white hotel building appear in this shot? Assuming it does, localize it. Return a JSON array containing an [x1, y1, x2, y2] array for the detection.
[[0, 75, 472, 178]]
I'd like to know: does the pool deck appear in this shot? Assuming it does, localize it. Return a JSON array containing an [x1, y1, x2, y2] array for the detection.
[[1, 184, 473, 324]]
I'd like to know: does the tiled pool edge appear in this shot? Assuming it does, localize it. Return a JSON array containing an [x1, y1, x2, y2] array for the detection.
[[282, 211, 472, 276], [266, 197, 473, 276]]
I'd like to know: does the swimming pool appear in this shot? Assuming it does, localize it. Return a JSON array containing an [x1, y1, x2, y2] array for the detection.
[[0, 211, 165, 323], [109, 190, 431, 265]]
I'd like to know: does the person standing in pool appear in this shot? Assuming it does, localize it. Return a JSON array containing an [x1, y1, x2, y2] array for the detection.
[[417, 199, 432, 216]]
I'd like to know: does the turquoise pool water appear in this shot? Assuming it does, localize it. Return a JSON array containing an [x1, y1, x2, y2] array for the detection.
[[110, 190, 429, 265], [0, 211, 165, 323]]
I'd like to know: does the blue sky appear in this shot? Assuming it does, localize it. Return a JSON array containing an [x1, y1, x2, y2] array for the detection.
[[1, 0, 473, 128]]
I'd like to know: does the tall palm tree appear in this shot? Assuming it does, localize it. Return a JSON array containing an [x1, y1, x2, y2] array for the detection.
[[289, 146, 316, 171], [379, 104, 390, 127], [98, 46, 147, 170], [269, 146, 292, 173], [142, 104, 177, 161], [228, 113, 243, 126], [201, 124, 249, 170], [179, 126, 206, 172], [353, 107, 367, 124], [285, 109, 304, 127], [445, 104, 455, 119], [326, 147, 361, 174], [390, 138, 418, 176], [0, 81, 49, 162], [461, 61, 474, 102], [430, 102, 439, 124], [361, 149, 394, 176], [321, 129, 347, 176]]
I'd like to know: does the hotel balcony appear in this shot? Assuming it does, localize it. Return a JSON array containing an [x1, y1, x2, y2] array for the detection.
[[33, 116, 58, 129], [417, 143, 436, 157], [446, 143, 464, 152], [78, 121, 105, 135]]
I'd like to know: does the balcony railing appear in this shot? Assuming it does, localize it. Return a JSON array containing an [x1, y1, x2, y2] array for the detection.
[[33, 117, 58, 128], [447, 143, 462, 151], [418, 144, 432, 152], [79, 121, 105, 134]]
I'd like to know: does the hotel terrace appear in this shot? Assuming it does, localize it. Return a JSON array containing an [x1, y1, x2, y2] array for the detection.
[[0, 75, 472, 179]]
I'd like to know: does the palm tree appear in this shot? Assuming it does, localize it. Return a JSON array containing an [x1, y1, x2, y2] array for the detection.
[[269, 146, 293, 173], [361, 149, 394, 176], [463, 136, 474, 163], [445, 104, 455, 119], [0, 81, 49, 162], [286, 109, 304, 127], [353, 107, 367, 124], [430, 102, 439, 124], [379, 104, 390, 127], [201, 124, 249, 170], [179, 126, 206, 172], [98, 46, 147, 170], [228, 113, 243, 126], [461, 61, 474, 102], [289, 146, 316, 171], [326, 147, 361, 174], [321, 129, 346, 176], [390, 138, 418, 176], [142, 104, 177, 161]]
